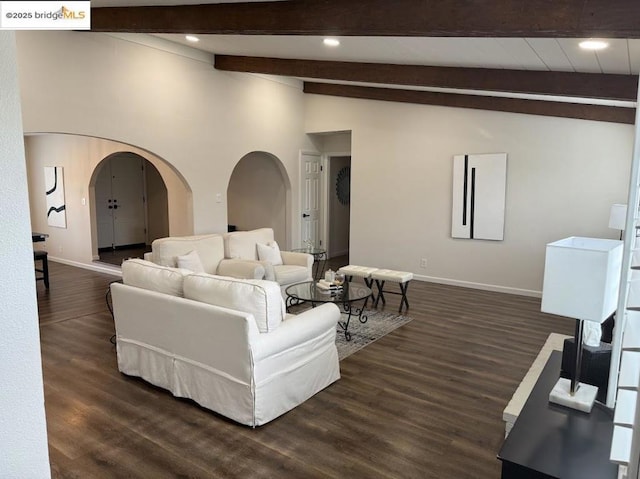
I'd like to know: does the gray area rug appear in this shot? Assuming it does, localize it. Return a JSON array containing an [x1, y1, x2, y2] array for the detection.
[[334, 310, 412, 360]]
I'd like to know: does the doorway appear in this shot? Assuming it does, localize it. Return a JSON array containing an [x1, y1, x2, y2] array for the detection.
[[300, 152, 322, 248], [227, 151, 290, 247], [94, 152, 169, 264], [327, 156, 351, 259]]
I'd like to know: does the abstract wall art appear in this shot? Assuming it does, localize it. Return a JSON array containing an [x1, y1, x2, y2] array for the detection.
[[45, 166, 67, 228], [451, 153, 507, 241]]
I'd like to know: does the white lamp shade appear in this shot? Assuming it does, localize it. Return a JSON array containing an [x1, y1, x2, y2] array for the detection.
[[541, 237, 623, 323], [609, 204, 627, 230]]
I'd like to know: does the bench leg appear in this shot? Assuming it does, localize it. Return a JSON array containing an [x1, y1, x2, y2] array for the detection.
[[363, 277, 374, 308], [399, 281, 410, 313], [374, 280, 386, 307]]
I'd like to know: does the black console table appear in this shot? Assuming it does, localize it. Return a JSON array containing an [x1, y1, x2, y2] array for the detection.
[[498, 351, 617, 479]]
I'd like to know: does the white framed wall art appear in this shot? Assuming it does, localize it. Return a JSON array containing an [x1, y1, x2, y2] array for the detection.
[[451, 153, 507, 241], [45, 166, 67, 228]]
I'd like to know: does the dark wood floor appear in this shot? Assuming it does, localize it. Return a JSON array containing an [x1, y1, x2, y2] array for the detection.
[[98, 245, 151, 266], [36, 259, 572, 478]]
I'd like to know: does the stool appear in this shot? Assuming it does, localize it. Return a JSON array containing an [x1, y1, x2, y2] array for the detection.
[[34, 250, 49, 289], [371, 269, 413, 313], [338, 265, 378, 307]]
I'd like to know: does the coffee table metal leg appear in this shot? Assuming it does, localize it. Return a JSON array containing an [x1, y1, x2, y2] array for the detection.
[[338, 300, 368, 341]]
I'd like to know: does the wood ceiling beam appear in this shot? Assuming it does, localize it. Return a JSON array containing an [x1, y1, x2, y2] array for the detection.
[[215, 56, 638, 101], [303, 82, 636, 124], [91, 0, 640, 38]]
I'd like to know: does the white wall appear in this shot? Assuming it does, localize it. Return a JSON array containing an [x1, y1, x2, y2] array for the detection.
[[14, 31, 635, 295], [227, 151, 287, 245], [145, 162, 170, 243], [16, 32, 312, 254], [0, 31, 50, 478], [25, 134, 192, 265], [306, 94, 634, 294]]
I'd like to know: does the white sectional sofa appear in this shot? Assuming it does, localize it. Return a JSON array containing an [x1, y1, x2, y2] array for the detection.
[[145, 233, 265, 279], [111, 259, 341, 426], [145, 229, 313, 291]]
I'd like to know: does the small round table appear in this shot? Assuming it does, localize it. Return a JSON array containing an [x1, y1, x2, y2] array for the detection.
[[291, 247, 327, 280], [285, 281, 372, 341]]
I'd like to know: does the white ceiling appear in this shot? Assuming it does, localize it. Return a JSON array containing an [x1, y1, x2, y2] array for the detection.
[[90, 1, 640, 75], [153, 34, 640, 75]]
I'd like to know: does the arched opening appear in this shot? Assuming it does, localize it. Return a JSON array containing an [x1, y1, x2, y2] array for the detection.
[[24, 133, 193, 271], [92, 152, 169, 264], [227, 151, 291, 247]]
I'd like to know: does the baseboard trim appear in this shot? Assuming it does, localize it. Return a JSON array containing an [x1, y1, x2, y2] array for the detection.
[[46, 257, 539, 296], [412, 273, 541, 298], [49, 257, 122, 277]]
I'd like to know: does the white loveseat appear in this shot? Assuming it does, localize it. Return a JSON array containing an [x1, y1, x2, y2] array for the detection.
[[223, 228, 313, 288], [111, 258, 341, 426]]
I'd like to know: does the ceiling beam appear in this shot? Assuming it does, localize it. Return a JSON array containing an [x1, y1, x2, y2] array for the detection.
[[303, 82, 636, 124], [215, 56, 638, 101], [91, 0, 640, 37]]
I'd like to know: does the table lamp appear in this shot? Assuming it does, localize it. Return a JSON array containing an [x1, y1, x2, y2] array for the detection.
[[608, 204, 627, 240], [541, 236, 623, 412]]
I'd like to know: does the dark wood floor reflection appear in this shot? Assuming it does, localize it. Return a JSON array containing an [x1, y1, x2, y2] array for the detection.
[[37, 260, 571, 478]]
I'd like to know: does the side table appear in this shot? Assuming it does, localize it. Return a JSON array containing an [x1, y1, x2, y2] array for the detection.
[[498, 351, 617, 479], [291, 247, 327, 280]]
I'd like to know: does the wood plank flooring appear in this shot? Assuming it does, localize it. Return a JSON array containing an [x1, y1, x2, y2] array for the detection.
[[37, 260, 572, 478]]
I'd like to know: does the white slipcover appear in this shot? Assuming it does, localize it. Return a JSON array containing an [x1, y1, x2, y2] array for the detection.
[[223, 228, 313, 289], [149, 233, 265, 280], [111, 262, 341, 427]]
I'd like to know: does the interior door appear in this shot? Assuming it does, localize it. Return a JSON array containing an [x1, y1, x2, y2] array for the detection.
[[95, 161, 115, 249], [111, 154, 146, 246], [95, 154, 147, 249], [300, 152, 322, 247]]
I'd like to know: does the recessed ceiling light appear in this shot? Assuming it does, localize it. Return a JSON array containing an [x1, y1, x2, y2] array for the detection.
[[185, 35, 199, 43], [579, 39, 608, 50], [323, 38, 340, 47]]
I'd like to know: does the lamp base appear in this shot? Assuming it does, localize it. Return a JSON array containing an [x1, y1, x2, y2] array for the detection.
[[549, 377, 598, 413]]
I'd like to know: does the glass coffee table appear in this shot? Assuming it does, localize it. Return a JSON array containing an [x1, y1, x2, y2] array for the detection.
[[285, 281, 372, 341]]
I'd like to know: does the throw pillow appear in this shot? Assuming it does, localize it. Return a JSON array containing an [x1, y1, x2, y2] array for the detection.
[[256, 241, 283, 266], [177, 250, 205, 273]]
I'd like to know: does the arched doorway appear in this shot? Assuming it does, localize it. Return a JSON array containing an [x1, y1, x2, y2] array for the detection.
[[227, 151, 291, 247], [93, 152, 169, 264]]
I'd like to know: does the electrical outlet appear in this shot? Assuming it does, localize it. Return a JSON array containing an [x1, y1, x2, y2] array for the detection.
[[420, 258, 427, 268], [58, 246, 63, 253]]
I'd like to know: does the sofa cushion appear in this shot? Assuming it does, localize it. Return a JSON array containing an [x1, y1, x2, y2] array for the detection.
[[183, 274, 286, 333], [224, 228, 274, 261], [122, 259, 191, 297], [274, 264, 311, 285], [256, 241, 283, 266], [152, 234, 224, 274], [177, 250, 205, 273]]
